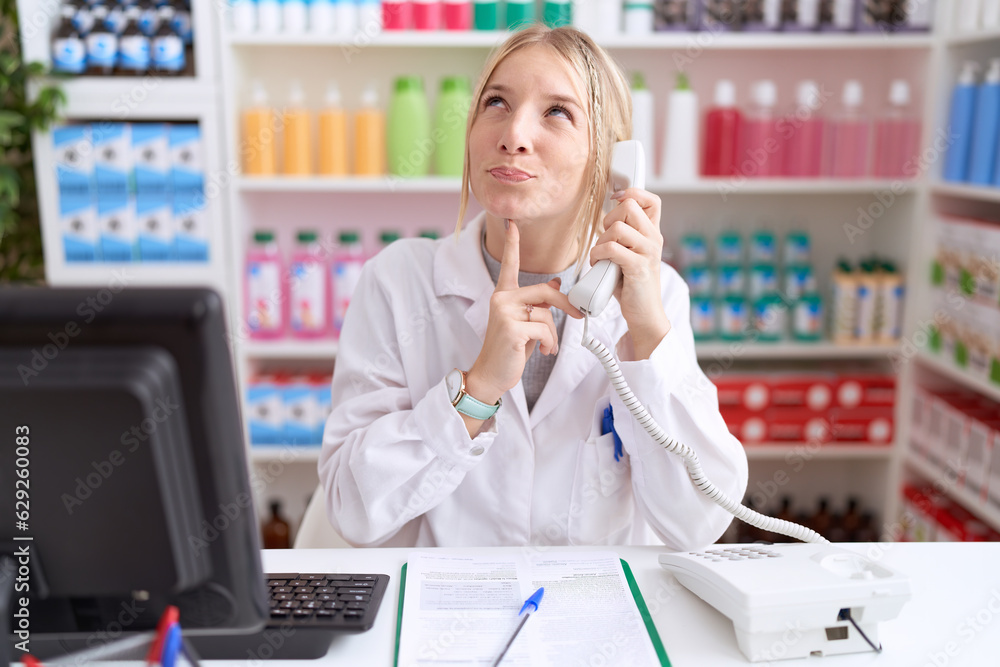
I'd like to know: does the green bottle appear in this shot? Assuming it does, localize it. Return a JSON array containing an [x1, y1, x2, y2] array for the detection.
[[542, 0, 570, 26], [387, 76, 432, 178], [433, 76, 472, 177], [474, 0, 500, 29], [505, 0, 534, 29]]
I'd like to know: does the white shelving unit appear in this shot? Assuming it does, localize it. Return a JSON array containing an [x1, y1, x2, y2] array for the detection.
[[25, 0, 1000, 540], [19, 0, 232, 296], [215, 17, 937, 534], [899, 12, 1000, 537]]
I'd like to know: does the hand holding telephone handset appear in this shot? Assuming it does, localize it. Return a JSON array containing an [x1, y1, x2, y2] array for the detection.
[[570, 140, 825, 545]]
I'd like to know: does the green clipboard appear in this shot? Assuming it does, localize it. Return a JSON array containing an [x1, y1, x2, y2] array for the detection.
[[393, 558, 671, 667]]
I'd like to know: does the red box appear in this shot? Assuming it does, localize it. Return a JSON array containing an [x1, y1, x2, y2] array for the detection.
[[830, 406, 894, 444], [721, 408, 768, 444], [835, 374, 896, 408], [715, 375, 770, 412], [769, 374, 836, 412], [766, 408, 832, 443]]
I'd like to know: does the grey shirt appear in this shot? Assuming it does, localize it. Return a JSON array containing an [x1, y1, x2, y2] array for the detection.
[[481, 231, 581, 413]]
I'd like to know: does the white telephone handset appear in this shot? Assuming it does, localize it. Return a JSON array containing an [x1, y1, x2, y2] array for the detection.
[[568, 140, 645, 317]]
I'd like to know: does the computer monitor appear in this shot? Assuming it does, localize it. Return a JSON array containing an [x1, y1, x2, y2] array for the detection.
[[1, 286, 268, 659]]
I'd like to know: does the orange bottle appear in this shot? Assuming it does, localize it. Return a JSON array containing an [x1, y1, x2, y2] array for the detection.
[[243, 80, 277, 176], [318, 82, 349, 176], [282, 80, 313, 176], [353, 83, 386, 177]]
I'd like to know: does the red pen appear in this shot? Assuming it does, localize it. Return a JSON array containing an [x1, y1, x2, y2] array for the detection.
[[146, 605, 180, 665]]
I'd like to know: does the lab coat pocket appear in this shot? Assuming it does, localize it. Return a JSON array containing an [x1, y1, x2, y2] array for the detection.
[[567, 429, 634, 545]]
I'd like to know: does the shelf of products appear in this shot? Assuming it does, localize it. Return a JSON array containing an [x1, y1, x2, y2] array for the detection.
[[28, 0, 988, 537], [931, 182, 1000, 204], [905, 456, 1000, 534]]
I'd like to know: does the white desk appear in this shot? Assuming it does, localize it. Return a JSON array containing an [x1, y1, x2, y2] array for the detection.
[[253, 543, 1000, 666]]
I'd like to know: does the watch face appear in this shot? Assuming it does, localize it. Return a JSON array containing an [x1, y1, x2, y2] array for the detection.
[[445, 369, 463, 403]]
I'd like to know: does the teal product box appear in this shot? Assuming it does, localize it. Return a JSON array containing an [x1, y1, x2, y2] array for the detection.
[[92, 122, 131, 196], [136, 190, 174, 261], [53, 125, 93, 199], [131, 123, 170, 196], [284, 377, 322, 445], [169, 124, 204, 193], [784, 264, 816, 300], [793, 293, 824, 341], [680, 233, 709, 267], [684, 264, 713, 296], [719, 295, 749, 341], [716, 231, 743, 265], [717, 264, 746, 296], [60, 193, 99, 262], [248, 379, 284, 445], [96, 191, 136, 262], [750, 231, 777, 263], [172, 190, 209, 262], [784, 231, 811, 265], [753, 293, 787, 342], [749, 263, 778, 299], [690, 296, 716, 340]]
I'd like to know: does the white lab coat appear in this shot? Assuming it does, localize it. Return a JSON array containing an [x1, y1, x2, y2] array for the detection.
[[318, 213, 748, 549]]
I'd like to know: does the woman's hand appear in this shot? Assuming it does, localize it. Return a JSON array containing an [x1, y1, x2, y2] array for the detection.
[[465, 221, 584, 406], [589, 187, 670, 359]]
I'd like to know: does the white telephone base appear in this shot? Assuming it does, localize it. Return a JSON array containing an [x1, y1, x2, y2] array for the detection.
[[659, 543, 912, 663]]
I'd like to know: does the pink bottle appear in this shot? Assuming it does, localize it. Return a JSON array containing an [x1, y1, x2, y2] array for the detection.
[[245, 230, 286, 339], [873, 80, 922, 179], [783, 80, 826, 178], [412, 0, 441, 28], [330, 230, 366, 338], [443, 0, 471, 28], [827, 80, 871, 178], [702, 79, 743, 177], [289, 230, 330, 338], [739, 80, 783, 178], [382, 0, 412, 29]]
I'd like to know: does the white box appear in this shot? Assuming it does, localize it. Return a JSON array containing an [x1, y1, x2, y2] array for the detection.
[[92, 122, 131, 195], [53, 125, 93, 198], [964, 417, 996, 500], [60, 194, 99, 262], [135, 191, 174, 261]]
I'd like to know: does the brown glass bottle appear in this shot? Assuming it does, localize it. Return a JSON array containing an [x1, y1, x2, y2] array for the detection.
[[262, 500, 292, 549]]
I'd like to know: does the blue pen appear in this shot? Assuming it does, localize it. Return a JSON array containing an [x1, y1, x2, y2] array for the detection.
[[491, 587, 544, 666], [602, 405, 623, 462]]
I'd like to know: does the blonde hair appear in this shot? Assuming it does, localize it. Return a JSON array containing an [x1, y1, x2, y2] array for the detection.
[[455, 24, 633, 270]]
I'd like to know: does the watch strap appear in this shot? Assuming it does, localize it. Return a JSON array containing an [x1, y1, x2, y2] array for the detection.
[[454, 391, 501, 420]]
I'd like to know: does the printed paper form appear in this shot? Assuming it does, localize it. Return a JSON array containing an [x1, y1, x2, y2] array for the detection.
[[396, 551, 662, 667]]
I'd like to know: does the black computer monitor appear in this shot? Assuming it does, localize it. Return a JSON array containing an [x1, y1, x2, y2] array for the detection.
[[1, 286, 268, 659]]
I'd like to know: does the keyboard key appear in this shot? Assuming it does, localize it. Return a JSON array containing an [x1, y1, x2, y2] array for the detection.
[[293, 609, 314, 618], [293, 586, 316, 594], [267, 580, 288, 587], [274, 593, 293, 601], [346, 601, 367, 610], [278, 600, 300, 609], [326, 574, 352, 581], [349, 581, 374, 588], [339, 594, 370, 602], [316, 587, 337, 594], [302, 601, 324, 610], [270, 609, 290, 618], [300, 574, 327, 580], [294, 594, 314, 601], [288, 580, 310, 587], [273, 586, 293, 594], [338, 588, 372, 595], [324, 601, 346, 610]]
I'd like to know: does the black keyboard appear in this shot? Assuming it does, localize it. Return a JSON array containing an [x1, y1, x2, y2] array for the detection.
[[191, 572, 390, 660], [266, 572, 389, 628]]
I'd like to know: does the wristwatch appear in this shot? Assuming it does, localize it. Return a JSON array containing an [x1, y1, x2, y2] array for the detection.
[[445, 369, 501, 420]]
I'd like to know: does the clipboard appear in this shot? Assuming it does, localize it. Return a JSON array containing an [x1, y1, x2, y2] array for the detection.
[[393, 558, 671, 667]]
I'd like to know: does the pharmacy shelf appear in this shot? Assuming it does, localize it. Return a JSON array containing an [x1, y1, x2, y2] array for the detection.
[[695, 341, 899, 361], [653, 178, 920, 195], [225, 31, 933, 51], [916, 351, 1000, 403], [250, 447, 322, 463], [43, 262, 228, 290], [40, 77, 219, 120], [236, 176, 461, 193], [930, 182, 1000, 204], [906, 453, 1000, 533], [945, 28, 1000, 46], [745, 444, 895, 460], [235, 176, 919, 196], [242, 340, 339, 359]]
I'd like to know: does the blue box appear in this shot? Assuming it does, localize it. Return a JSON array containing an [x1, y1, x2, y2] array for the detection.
[[248, 378, 284, 445]]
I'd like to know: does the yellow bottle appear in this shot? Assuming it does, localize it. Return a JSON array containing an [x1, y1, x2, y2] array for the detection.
[[243, 80, 277, 176], [282, 80, 312, 176], [318, 82, 349, 177], [354, 83, 386, 177]]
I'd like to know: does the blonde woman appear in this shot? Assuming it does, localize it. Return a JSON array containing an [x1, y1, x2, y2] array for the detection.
[[318, 24, 748, 549]]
